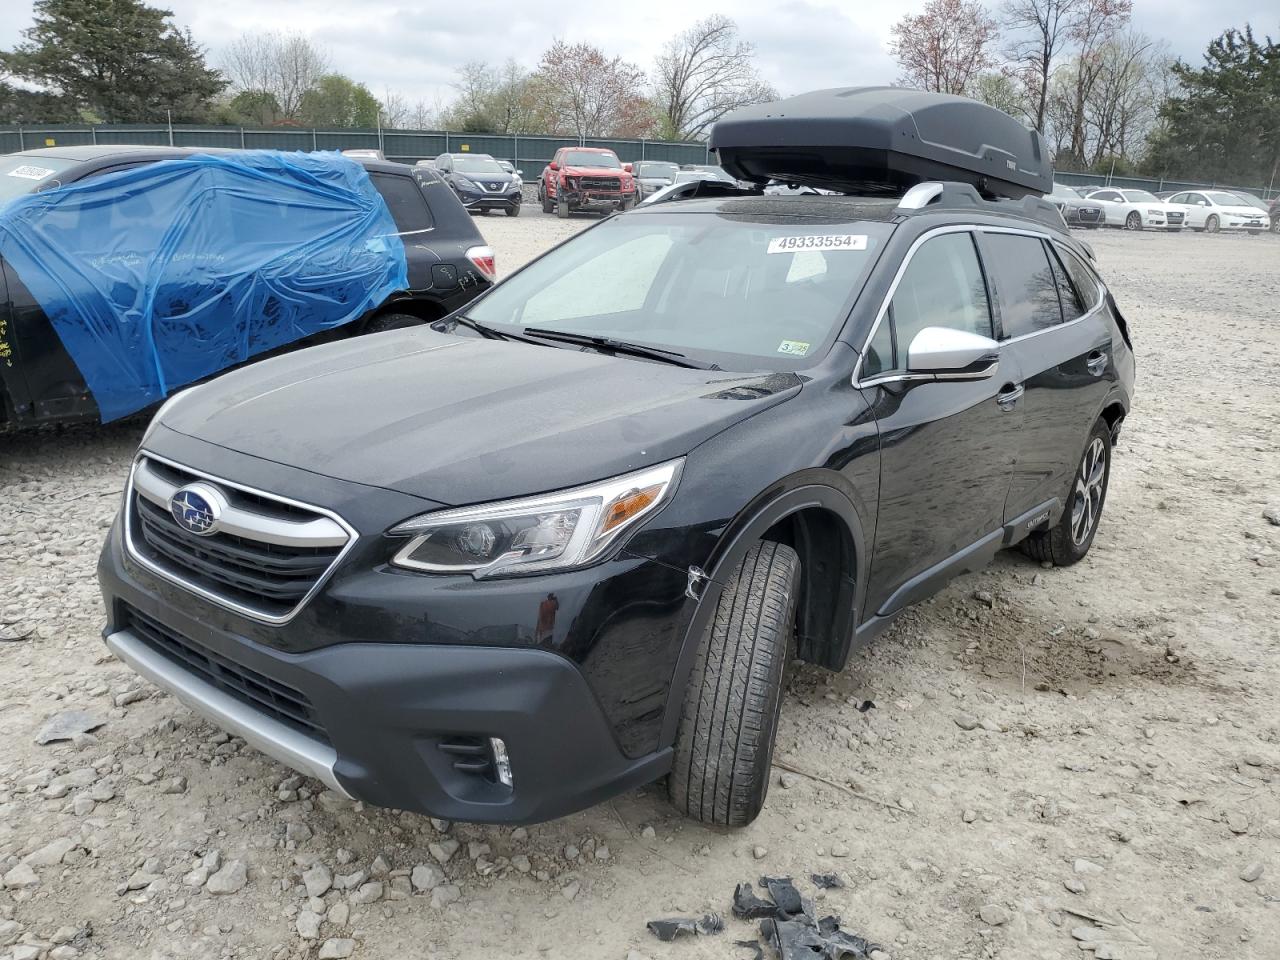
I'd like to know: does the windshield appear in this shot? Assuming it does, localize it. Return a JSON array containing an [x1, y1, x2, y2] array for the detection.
[[636, 162, 679, 180], [454, 156, 505, 175], [0, 156, 78, 203], [1121, 190, 1159, 203], [562, 151, 620, 169], [1206, 191, 1247, 206], [465, 213, 892, 369], [1230, 192, 1267, 210], [692, 165, 734, 181]]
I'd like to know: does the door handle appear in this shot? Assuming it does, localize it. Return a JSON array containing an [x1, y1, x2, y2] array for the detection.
[[996, 383, 1024, 410], [1086, 351, 1108, 376]]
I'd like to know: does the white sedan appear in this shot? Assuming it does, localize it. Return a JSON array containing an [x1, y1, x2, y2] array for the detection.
[[1163, 189, 1268, 233], [1083, 188, 1185, 231]]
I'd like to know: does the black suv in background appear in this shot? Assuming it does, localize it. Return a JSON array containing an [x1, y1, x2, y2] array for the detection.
[[98, 89, 1134, 827], [434, 153, 523, 216], [0, 146, 494, 428]]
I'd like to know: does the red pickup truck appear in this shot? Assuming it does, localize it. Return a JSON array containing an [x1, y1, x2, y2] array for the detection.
[[538, 147, 635, 218]]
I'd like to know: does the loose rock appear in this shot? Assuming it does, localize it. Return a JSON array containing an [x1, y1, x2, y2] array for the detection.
[[207, 860, 248, 895]]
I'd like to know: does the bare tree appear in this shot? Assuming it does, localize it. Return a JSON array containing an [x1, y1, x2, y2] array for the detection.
[[407, 98, 438, 130], [651, 15, 777, 140], [1063, 0, 1132, 163], [534, 40, 653, 138], [221, 32, 329, 121], [1083, 30, 1166, 164], [1002, 0, 1080, 132], [889, 0, 1001, 96], [380, 88, 410, 128]]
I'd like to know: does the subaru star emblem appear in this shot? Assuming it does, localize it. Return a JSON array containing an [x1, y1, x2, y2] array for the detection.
[[169, 484, 222, 536]]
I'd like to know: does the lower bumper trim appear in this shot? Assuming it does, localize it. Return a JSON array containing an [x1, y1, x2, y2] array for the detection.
[[105, 628, 351, 797]]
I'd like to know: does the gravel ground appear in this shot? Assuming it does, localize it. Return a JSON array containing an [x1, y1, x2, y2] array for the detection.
[[1, 225, 1278, 960]]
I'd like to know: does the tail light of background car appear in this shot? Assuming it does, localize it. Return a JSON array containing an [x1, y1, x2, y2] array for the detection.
[[466, 245, 496, 281]]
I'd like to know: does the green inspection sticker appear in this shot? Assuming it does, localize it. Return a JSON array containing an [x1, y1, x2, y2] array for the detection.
[[777, 339, 811, 356]]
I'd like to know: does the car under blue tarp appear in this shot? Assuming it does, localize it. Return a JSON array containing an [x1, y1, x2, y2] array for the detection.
[[0, 150, 408, 421]]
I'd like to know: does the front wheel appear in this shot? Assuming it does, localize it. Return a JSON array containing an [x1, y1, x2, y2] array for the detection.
[[557, 197, 570, 219], [506, 203, 521, 217], [669, 541, 800, 826], [1270, 219, 1280, 234], [1206, 214, 1220, 233], [1021, 418, 1112, 567], [1124, 211, 1142, 231], [540, 187, 552, 214]]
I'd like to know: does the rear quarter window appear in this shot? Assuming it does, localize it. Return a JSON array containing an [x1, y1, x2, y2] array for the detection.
[[370, 173, 433, 232], [1056, 246, 1102, 313]]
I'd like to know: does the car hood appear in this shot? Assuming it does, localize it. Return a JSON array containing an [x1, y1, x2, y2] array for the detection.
[[1212, 205, 1265, 217], [561, 165, 624, 177], [160, 329, 803, 506]]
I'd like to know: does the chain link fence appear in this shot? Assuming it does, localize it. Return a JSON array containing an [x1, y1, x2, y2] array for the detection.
[[0, 124, 711, 175], [3, 124, 1272, 200]]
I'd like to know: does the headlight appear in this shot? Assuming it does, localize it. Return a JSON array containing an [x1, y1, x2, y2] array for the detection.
[[1147, 208, 1161, 215], [454, 176, 480, 191], [390, 460, 683, 578]]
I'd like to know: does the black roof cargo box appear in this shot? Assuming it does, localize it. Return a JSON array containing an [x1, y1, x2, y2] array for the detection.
[[711, 87, 1052, 200]]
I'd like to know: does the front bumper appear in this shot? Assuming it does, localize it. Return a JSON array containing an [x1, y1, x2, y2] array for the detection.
[[98, 515, 679, 823], [459, 191, 521, 212], [560, 189, 628, 210]]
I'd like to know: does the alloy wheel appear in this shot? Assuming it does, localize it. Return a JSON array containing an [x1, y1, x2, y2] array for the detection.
[[1124, 212, 1141, 230], [1070, 437, 1106, 546], [1206, 215, 1219, 233]]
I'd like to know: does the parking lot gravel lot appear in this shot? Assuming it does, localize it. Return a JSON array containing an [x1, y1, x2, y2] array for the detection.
[[2, 222, 1277, 960]]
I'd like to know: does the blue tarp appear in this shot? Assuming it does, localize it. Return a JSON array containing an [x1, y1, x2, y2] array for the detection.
[[0, 151, 408, 421]]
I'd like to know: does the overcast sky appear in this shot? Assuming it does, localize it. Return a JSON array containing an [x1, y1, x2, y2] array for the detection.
[[2, 0, 1275, 113]]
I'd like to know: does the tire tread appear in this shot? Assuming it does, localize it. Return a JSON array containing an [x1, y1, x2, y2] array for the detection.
[[669, 541, 799, 826]]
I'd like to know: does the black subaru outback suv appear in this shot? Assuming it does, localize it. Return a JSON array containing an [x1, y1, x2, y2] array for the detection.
[[0, 146, 494, 428], [98, 90, 1134, 826]]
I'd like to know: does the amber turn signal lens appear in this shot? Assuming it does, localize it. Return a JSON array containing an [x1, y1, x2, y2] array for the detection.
[[601, 484, 662, 533]]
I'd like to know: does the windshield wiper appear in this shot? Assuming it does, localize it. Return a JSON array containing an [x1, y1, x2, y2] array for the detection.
[[522, 328, 716, 369], [445, 315, 540, 343]]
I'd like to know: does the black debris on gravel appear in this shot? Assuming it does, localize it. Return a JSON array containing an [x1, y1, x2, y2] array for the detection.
[[734, 881, 787, 920], [646, 913, 724, 942], [760, 876, 804, 918], [810, 873, 846, 890], [735, 939, 766, 960], [762, 914, 884, 960]]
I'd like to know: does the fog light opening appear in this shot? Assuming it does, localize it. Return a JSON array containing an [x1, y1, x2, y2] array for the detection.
[[489, 737, 514, 787]]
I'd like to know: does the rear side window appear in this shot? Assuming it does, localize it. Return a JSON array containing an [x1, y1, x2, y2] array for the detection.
[[370, 173, 433, 232], [1056, 246, 1101, 312], [1046, 246, 1083, 321], [983, 233, 1062, 338]]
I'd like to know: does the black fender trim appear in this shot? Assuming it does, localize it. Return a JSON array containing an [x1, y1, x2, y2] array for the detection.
[[658, 480, 868, 747]]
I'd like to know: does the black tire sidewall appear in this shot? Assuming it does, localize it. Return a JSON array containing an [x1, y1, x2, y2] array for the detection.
[[1057, 419, 1112, 563], [668, 541, 800, 826]]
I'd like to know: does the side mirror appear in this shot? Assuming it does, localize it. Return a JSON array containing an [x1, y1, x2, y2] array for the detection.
[[548, 161, 559, 171], [623, 163, 633, 173], [515, 169, 523, 177], [906, 328, 999, 380]]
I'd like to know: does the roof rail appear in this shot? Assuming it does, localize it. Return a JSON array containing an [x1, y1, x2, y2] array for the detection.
[[894, 181, 1066, 232], [641, 176, 1067, 233]]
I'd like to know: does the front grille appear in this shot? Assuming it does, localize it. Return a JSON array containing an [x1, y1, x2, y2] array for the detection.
[[126, 457, 350, 621], [578, 175, 621, 192], [1078, 208, 1101, 221], [1166, 211, 1184, 223], [122, 604, 328, 743]]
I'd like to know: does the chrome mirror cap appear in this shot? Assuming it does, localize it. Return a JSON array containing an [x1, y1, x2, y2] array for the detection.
[[906, 327, 1000, 380]]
